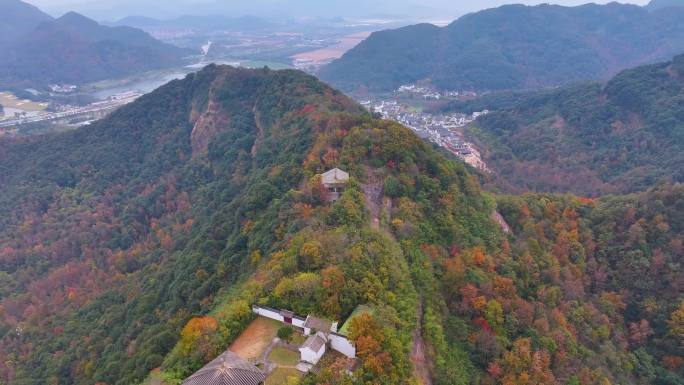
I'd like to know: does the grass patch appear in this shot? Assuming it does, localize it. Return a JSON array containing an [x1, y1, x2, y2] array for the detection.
[[291, 332, 306, 345], [339, 304, 375, 335], [268, 347, 300, 366], [265, 367, 302, 385]]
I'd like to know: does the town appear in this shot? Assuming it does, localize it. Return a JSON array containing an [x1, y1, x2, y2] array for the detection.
[[0, 91, 143, 132], [394, 83, 479, 100], [361, 97, 490, 172]]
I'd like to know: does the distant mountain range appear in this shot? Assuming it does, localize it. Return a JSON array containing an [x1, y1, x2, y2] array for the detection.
[[645, 0, 684, 10], [320, 2, 684, 92], [0, 0, 193, 89], [0, 0, 51, 46], [452, 53, 684, 196], [110, 14, 276, 32]]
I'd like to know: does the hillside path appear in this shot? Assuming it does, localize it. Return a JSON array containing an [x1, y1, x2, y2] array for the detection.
[[361, 167, 384, 230], [362, 182, 383, 229], [411, 298, 432, 385]]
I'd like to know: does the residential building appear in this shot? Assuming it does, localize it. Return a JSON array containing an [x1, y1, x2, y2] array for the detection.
[[299, 334, 327, 364]]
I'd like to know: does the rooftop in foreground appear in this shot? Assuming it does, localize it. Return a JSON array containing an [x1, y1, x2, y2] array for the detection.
[[182, 350, 267, 385]]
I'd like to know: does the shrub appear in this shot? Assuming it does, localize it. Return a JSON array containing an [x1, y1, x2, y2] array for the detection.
[[278, 326, 295, 342]]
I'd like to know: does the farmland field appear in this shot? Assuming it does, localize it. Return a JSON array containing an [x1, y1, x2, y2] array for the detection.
[[0, 92, 47, 112], [291, 32, 371, 64]]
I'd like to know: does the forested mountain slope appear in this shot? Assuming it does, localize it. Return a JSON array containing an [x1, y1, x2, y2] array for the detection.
[[0, 11, 191, 89], [0, 65, 367, 384], [111, 14, 276, 32], [319, 3, 684, 92], [0, 0, 53, 47], [453, 54, 684, 196], [0, 66, 681, 385]]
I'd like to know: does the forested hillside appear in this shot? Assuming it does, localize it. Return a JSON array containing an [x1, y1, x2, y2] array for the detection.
[[319, 3, 684, 92], [0, 0, 52, 47], [0, 65, 365, 384], [0, 10, 191, 89], [453, 54, 684, 196], [0, 66, 681, 385]]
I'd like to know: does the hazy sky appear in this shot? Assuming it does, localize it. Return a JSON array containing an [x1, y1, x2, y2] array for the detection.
[[27, 0, 651, 21]]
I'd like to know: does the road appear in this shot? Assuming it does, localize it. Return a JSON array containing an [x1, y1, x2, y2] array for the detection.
[[0, 93, 141, 128]]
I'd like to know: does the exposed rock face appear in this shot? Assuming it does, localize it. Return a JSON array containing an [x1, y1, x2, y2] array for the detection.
[[191, 99, 230, 156], [190, 75, 230, 156]]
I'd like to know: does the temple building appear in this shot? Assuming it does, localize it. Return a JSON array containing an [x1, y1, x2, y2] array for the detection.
[[321, 168, 349, 202], [182, 350, 267, 385]]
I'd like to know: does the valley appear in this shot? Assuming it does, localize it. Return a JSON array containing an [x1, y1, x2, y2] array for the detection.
[[0, 15, 398, 136], [291, 31, 372, 71]]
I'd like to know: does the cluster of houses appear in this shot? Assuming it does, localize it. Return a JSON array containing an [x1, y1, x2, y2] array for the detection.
[[182, 304, 360, 385], [394, 83, 479, 100], [360, 99, 490, 172], [252, 306, 356, 365]]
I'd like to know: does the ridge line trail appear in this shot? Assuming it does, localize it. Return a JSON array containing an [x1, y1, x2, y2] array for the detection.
[[361, 167, 384, 230], [360, 168, 431, 384], [411, 297, 432, 385]]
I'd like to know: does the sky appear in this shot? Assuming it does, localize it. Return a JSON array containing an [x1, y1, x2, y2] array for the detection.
[[27, 0, 651, 21]]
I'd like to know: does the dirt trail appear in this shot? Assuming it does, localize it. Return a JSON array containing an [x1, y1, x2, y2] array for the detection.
[[361, 167, 385, 229], [362, 182, 383, 229], [411, 299, 432, 385], [251, 104, 265, 156]]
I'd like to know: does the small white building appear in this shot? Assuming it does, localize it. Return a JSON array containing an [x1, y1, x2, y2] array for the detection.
[[321, 168, 349, 202], [299, 334, 327, 364]]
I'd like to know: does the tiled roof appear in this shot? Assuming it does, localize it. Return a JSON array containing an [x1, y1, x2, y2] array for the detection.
[[301, 334, 326, 353], [182, 350, 267, 385], [321, 168, 349, 185], [304, 316, 332, 332]]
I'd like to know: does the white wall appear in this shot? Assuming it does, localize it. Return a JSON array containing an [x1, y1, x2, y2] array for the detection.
[[253, 306, 307, 329], [329, 333, 355, 358], [299, 346, 325, 364], [252, 306, 284, 323], [292, 317, 306, 328]]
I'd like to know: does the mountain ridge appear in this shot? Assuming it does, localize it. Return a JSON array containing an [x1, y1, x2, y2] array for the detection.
[[111, 14, 276, 32], [0, 6, 193, 89], [0, 66, 681, 385], [646, 0, 684, 10], [0, 0, 53, 47], [320, 2, 684, 92], [444, 53, 684, 196]]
